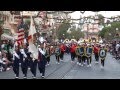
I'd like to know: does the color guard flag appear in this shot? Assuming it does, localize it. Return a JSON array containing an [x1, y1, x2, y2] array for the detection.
[[16, 20, 25, 47], [28, 15, 36, 44]]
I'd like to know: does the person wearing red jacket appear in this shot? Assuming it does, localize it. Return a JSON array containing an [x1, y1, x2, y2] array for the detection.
[[70, 43, 76, 62], [59, 43, 66, 61], [94, 44, 100, 63]]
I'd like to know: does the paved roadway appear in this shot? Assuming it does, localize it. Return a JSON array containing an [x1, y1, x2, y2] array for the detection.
[[0, 53, 120, 79]]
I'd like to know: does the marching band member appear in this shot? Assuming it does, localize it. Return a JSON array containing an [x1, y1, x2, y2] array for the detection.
[[45, 44, 51, 66], [82, 44, 88, 66], [75, 44, 81, 65], [60, 43, 66, 61], [29, 53, 37, 79], [55, 44, 61, 64], [12, 46, 21, 79], [70, 43, 76, 63], [79, 44, 84, 66], [94, 44, 100, 63], [86, 44, 93, 67], [20, 44, 29, 79], [99, 45, 107, 69], [38, 43, 46, 78]]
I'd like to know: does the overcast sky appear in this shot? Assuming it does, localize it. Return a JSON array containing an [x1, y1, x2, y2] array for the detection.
[[70, 11, 120, 19]]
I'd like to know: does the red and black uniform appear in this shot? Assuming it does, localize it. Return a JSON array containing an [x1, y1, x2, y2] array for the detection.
[[94, 46, 99, 62], [60, 44, 66, 60], [70, 44, 76, 61]]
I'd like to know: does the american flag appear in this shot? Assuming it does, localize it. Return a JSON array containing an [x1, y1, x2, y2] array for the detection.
[[16, 20, 25, 47]]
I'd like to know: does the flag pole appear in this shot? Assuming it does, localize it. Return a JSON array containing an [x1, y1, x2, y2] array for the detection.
[[21, 11, 24, 48], [32, 13, 39, 46]]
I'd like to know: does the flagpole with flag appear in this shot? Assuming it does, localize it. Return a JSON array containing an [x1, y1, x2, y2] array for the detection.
[[16, 13, 25, 49], [28, 13, 38, 60]]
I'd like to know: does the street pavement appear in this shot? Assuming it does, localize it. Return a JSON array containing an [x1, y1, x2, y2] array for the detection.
[[0, 53, 120, 79]]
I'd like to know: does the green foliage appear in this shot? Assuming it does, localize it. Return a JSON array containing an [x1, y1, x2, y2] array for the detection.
[[99, 21, 120, 40], [68, 28, 84, 40], [97, 14, 105, 26], [57, 21, 71, 39]]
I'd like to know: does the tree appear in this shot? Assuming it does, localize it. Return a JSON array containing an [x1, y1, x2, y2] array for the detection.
[[99, 21, 120, 41], [56, 20, 71, 39], [97, 14, 105, 26], [69, 28, 84, 40]]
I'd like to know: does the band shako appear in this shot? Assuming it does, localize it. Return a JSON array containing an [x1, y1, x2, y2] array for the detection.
[[99, 49, 107, 60]]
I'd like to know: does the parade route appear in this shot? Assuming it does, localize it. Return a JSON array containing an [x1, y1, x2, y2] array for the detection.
[[0, 53, 120, 79]]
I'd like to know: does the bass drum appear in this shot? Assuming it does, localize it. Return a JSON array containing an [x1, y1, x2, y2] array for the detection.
[[86, 47, 93, 57], [79, 47, 84, 56], [75, 47, 80, 56], [99, 49, 106, 59]]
